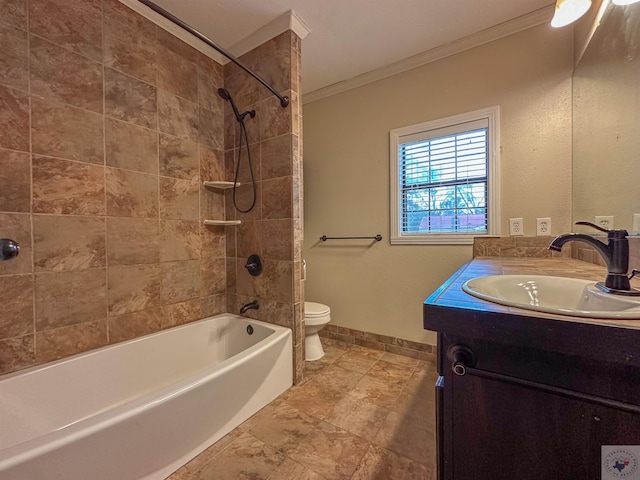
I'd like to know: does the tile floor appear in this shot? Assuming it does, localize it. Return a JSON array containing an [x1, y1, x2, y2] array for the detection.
[[167, 341, 438, 480]]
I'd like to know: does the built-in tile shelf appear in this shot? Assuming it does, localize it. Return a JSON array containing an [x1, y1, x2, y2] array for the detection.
[[203, 181, 238, 189], [203, 182, 240, 225], [203, 220, 241, 226]]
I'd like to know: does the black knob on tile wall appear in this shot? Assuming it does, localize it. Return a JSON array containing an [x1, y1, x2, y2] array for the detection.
[[245, 254, 263, 276], [0, 238, 20, 261]]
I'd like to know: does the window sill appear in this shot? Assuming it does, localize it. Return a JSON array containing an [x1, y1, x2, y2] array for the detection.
[[390, 234, 484, 245]]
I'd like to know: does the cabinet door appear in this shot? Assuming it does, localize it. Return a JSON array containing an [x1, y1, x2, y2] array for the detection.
[[449, 372, 640, 480], [436, 376, 445, 480]]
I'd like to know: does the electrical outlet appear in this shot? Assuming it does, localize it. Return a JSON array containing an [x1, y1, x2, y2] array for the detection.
[[633, 214, 640, 233], [536, 217, 551, 236], [595, 216, 614, 230], [509, 218, 524, 236]]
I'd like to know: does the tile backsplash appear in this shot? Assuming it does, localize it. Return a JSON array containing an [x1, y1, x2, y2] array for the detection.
[[571, 236, 640, 271], [473, 236, 640, 274], [0, 0, 303, 378], [472, 236, 570, 258]]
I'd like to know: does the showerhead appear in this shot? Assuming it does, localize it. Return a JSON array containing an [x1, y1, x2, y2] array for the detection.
[[218, 88, 243, 123], [219, 91, 257, 213]]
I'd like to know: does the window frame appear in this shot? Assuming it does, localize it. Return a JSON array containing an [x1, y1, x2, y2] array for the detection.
[[389, 106, 501, 245]]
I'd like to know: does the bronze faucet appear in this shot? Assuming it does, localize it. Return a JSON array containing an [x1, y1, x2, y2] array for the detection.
[[240, 300, 259, 314], [549, 221, 637, 294]]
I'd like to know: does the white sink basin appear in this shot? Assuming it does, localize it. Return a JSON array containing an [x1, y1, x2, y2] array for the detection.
[[462, 275, 640, 319]]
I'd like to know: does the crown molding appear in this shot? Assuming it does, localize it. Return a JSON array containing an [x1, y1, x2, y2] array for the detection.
[[303, 5, 555, 105], [229, 10, 311, 57], [118, 2, 310, 64]]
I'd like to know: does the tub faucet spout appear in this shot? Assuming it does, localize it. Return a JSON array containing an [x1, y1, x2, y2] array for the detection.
[[548, 221, 632, 292], [240, 300, 259, 314]]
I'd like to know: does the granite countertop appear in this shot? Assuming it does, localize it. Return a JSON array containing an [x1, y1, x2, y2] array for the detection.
[[425, 256, 640, 331]]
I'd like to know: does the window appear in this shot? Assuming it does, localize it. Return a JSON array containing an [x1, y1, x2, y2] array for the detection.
[[390, 106, 500, 244]]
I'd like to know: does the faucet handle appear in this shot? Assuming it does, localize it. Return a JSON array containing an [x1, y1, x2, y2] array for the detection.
[[244, 254, 263, 276], [575, 221, 609, 233], [575, 221, 628, 238]]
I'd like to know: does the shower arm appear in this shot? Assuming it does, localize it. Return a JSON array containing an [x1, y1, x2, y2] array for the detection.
[[137, 0, 290, 108]]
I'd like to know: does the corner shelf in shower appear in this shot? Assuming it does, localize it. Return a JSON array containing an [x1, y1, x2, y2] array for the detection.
[[203, 220, 241, 226], [203, 182, 241, 226], [203, 181, 239, 189]]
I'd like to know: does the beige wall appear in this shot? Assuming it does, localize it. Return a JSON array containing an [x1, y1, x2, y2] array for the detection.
[[303, 24, 574, 345], [573, 2, 640, 232]]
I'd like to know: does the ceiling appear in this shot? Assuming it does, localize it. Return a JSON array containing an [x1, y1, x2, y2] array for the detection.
[[150, 0, 556, 96]]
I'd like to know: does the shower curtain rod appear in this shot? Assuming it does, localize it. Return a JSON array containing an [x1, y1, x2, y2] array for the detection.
[[137, 0, 290, 108]]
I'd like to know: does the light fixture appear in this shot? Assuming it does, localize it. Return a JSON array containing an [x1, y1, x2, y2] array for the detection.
[[551, 0, 593, 27], [612, 0, 640, 4]]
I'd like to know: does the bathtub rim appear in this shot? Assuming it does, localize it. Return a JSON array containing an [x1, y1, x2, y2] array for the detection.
[[0, 314, 292, 470], [0, 313, 284, 383]]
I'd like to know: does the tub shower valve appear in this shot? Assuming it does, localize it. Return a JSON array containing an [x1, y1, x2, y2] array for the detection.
[[0, 238, 20, 261], [245, 254, 263, 276]]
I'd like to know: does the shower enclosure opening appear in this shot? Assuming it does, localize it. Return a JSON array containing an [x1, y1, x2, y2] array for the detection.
[[218, 88, 257, 213]]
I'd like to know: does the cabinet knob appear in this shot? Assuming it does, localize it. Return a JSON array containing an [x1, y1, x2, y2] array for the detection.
[[452, 362, 466, 376], [447, 344, 476, 376]]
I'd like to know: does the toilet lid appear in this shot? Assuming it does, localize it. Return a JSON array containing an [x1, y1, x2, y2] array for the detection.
[[305, 302, 330, 318]]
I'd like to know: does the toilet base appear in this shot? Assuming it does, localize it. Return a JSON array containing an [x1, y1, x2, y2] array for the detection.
[[305, 332, 325, 361]]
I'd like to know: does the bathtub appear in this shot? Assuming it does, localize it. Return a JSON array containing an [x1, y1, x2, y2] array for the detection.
[[0, 314, 292, 479]]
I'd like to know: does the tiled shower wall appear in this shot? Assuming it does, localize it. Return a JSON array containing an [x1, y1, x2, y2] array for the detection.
[[222, 31, 305, 383], [0, 0, 303, 380], [0, 0, 226, 373]]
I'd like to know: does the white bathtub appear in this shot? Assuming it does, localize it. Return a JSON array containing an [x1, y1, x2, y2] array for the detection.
[[0, 314, 292, 479]]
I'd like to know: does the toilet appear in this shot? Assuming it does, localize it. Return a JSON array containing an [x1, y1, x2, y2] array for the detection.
[[304, 302, 331, 361]]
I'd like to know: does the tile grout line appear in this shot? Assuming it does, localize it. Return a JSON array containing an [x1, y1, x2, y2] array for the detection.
[[101, 0, 110, 346], [27, 0, 37, 363]]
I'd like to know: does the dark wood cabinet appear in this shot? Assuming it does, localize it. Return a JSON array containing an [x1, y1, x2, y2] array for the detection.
[[436, 333, 640, 480], [425, 304, 640, 480]]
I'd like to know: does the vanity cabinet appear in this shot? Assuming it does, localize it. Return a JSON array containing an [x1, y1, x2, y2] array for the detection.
[[424, 260, 640, 480], [435, 332, 640, 480]]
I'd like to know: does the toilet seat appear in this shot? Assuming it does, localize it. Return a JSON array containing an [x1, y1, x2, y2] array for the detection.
[[305, 302, 330, 326], [305, 302, 330, 318]]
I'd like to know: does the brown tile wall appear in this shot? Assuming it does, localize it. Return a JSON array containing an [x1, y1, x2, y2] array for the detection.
[[223, 31, 305, 384], [0, 1, 301, 376], [473, 236, 571, 258], [475, 236, 640, 274], [570, 236, 640, 272]]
